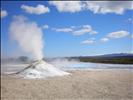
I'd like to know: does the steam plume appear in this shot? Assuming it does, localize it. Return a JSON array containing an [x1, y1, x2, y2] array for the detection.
[[9, 16, 44, 60]]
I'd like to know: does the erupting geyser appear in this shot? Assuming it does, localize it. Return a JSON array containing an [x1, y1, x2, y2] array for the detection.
[[9, 16, 70, 79]]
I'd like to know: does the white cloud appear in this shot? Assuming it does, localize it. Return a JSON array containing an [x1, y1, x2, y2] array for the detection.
[[73, 26, 92, 35], [1, 10, 8, 18], [49, 1, 133, 14], [84, 1, 133, 14], [101, 37, 109, 42], [42, 24, 49, 29], [90, 31, 98, 35], [107, 30, 129, 39], [53, 28, 73, 32], [53, 25, 97, 36], [73, 25, 97, 35], [21, 4, 50, 15], [100, 31, 130, 43], [81, 39, 95, 44], [82, 25, 91, 29], [49, 1, 83, 13]]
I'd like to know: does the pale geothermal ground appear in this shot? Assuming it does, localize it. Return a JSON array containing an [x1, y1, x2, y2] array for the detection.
[[1, 70, 133, 100]]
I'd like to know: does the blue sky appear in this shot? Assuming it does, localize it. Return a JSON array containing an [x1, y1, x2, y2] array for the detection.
[[1, 1, 133, 58]]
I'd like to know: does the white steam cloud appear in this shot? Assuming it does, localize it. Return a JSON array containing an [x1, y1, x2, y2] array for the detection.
[[9, 16, 44, 60]]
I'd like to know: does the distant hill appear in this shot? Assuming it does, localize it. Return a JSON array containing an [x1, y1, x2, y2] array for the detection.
[[75, 53, 133, 64], [98, 53, 133, 58]]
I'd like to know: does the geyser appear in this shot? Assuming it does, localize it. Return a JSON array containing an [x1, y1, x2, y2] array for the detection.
[[10, 15, 43, 60], [9, 16, 69, 79]]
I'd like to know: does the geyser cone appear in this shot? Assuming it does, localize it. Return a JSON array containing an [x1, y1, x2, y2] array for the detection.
[[18, 60, 70, 79]]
